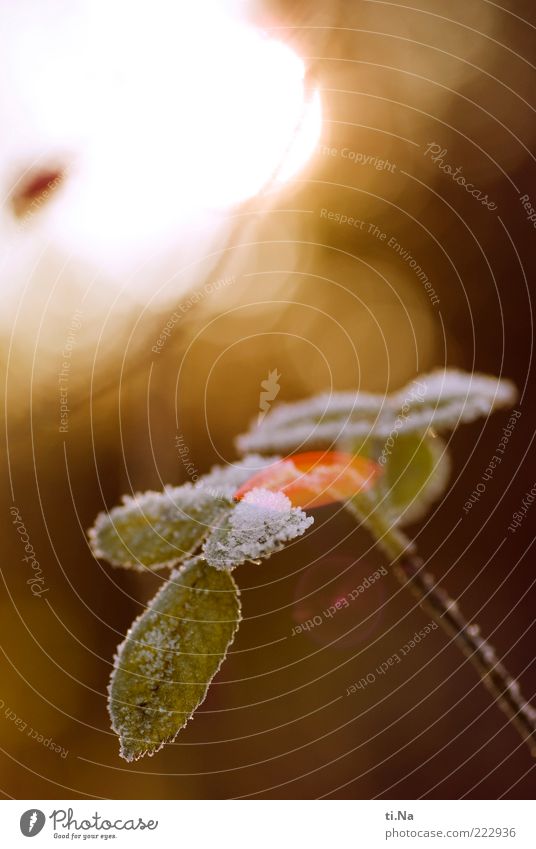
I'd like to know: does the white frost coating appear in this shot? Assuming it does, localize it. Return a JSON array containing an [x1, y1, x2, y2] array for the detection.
[[245, 391, 385, 427], [240, 488, 292, 512], [236, 369, 517, 454], [89, 456, 283, 569], [89, 484, 231, 569], [203, 487, 314, 569], [195, 454, 280, 498], [236, 393, 385, 453]]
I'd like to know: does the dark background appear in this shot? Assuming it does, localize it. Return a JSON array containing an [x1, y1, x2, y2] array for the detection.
[[1, 0, 535, 799]]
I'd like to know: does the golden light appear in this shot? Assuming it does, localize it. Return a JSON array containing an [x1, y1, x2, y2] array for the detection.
[[8, 0, 323, 286]]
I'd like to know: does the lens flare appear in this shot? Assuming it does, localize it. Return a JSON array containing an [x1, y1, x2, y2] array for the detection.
[[34, 0, 322, 276]]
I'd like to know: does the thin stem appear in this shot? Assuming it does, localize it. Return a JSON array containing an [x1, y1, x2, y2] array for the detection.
[[349, 496, 536, 756]]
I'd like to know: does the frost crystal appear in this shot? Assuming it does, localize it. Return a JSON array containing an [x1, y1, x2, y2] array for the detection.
[[194, 454, 280, 498], [236, 369, 517, 454], [90, 484, 232, 570], [239, 488, 293, 513], [108, 557, 240, 761], [203, 487, 314, 570]]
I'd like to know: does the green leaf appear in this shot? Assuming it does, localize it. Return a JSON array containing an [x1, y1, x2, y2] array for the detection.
[[108, 557, 241, 761], [382, 371, 516, 439], [377, 433, 451, 525], [236, 369, 517, 455], [89, 486, 232, 571], [203, 488, 314, 570]]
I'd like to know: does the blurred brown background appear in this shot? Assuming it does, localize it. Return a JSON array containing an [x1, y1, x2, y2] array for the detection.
[[1, 0, 536, 799]]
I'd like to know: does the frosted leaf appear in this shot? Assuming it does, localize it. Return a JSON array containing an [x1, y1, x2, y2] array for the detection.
[[203, 487, 314, 570], [236, 392, 384, 453], [381, 371, 517, 440], [236, 369, 517, 454], [89, 485, 233, 571], [195, 454, 280, 499], [108, 557, 240, 761]]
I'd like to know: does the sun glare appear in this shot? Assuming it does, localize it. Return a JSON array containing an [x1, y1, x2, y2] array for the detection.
[[32, 0, 322, 280]]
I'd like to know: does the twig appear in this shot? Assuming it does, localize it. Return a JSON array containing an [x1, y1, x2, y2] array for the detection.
[[395, 552, 536, 756], [349, 496, 536, 756]]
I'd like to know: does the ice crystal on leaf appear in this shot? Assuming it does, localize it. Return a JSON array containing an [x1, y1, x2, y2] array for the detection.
[[194, 454, 280, 498], [108, 557, 240, 762], [236, 369, 516, 454], [90, 485, 233, 571], [203, 487, 314, 570], [89, 455, 279, 571], [91, 461, 314, 759]]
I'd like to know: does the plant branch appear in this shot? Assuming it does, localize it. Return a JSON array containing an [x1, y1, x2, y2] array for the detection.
[[349, 496, 536, 756]]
